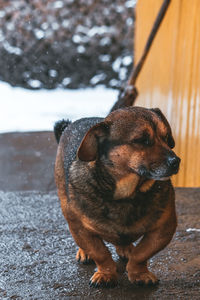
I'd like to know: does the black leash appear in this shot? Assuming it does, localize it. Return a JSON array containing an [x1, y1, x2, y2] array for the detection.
[[110, 0, 171, 112]]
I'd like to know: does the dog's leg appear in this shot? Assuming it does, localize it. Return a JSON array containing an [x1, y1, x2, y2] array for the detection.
[[68, 221, 118, 287], [125, 223, 176, 285], [115, 244, 135, 261], [76, 248, 94, 264]]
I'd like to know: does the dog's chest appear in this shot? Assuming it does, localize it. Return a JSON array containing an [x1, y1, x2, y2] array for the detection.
[[80, 196, 163, 245], [100, 194, 159, 227], [83, 191, 165, 237]]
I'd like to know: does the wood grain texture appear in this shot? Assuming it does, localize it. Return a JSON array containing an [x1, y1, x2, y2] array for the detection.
[[134, 0, 200, 187]]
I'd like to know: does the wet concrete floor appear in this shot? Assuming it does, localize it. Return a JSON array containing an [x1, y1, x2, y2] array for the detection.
[[0, 132, 199, 299]]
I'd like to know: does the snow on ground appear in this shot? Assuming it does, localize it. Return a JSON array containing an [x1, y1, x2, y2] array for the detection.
[[0, 81, 118, 133]]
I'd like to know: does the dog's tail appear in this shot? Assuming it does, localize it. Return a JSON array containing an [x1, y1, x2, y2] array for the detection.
[[54, 119, 71, 143]]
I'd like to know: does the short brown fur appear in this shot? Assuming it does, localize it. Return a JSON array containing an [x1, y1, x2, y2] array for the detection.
[[54, 107, 180, 287]]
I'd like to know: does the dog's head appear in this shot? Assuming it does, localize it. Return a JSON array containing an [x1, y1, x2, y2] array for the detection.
[[77, 107, 180, 180]]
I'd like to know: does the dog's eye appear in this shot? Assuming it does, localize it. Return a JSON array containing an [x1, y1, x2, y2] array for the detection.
[[164, 134, 169, 143], [164, 133, 175, 148], [132, 136, 151, 146]]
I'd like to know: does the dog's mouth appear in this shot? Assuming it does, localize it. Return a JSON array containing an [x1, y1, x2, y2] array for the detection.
[[129, 154, 181, 181], [149, 175, 170, 181], [149, 167, 180, 180], [132, 164, 180, 181]]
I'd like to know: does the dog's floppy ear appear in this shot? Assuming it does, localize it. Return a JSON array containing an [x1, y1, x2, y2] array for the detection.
[[151, 108, 175, 148], [151, 108, 167, 121], [77, 122, 110, 162]]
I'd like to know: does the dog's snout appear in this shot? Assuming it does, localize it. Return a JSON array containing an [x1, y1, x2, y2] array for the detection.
[[167, 155, 181, 171]]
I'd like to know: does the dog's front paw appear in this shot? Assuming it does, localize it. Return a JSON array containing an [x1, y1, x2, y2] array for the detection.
[[128, 271, 159, 286], [76, 248, 94, 264], [89, 271, 118, 288]]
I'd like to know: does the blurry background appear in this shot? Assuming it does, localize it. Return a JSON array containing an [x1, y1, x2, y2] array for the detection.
[[135, 0, 200, 187], [0, 0, 135, 90], [0, 0, 136, 132]]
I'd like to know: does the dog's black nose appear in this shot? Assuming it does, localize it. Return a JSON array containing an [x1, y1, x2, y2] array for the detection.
[[167, 155, 181, 171]]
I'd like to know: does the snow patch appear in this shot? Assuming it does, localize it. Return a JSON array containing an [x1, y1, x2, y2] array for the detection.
[[77, 45, 86, 53], [34, 29, 45, 40], [0, 82, 117, 133], [99, 54, 111, 62], [126, 17, 133, 26], [100, 37, 111, 46], [125, 0, 137, 8], [186, 228, 200, 233], [90, 74, 107, 85], [49, 70, 58, 78], [62, 78, 71, 86], [51, 22, 60, 31], [27, 79, 42, 89], [3, 41, 22, 56], [53, 1, 64, 9], [88, 26, 115, 37], [109, 79, 120, 88], [112, 57, 122, 72], [0, 10, 6, 18], [119, 67, 127, 80], [122, 55, 132, 66]]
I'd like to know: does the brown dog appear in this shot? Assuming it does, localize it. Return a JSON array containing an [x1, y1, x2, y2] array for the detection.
[[54, 106, 180, 287]]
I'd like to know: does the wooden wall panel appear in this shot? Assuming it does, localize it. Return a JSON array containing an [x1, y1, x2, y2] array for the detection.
[[134, 0, 200, 187]]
